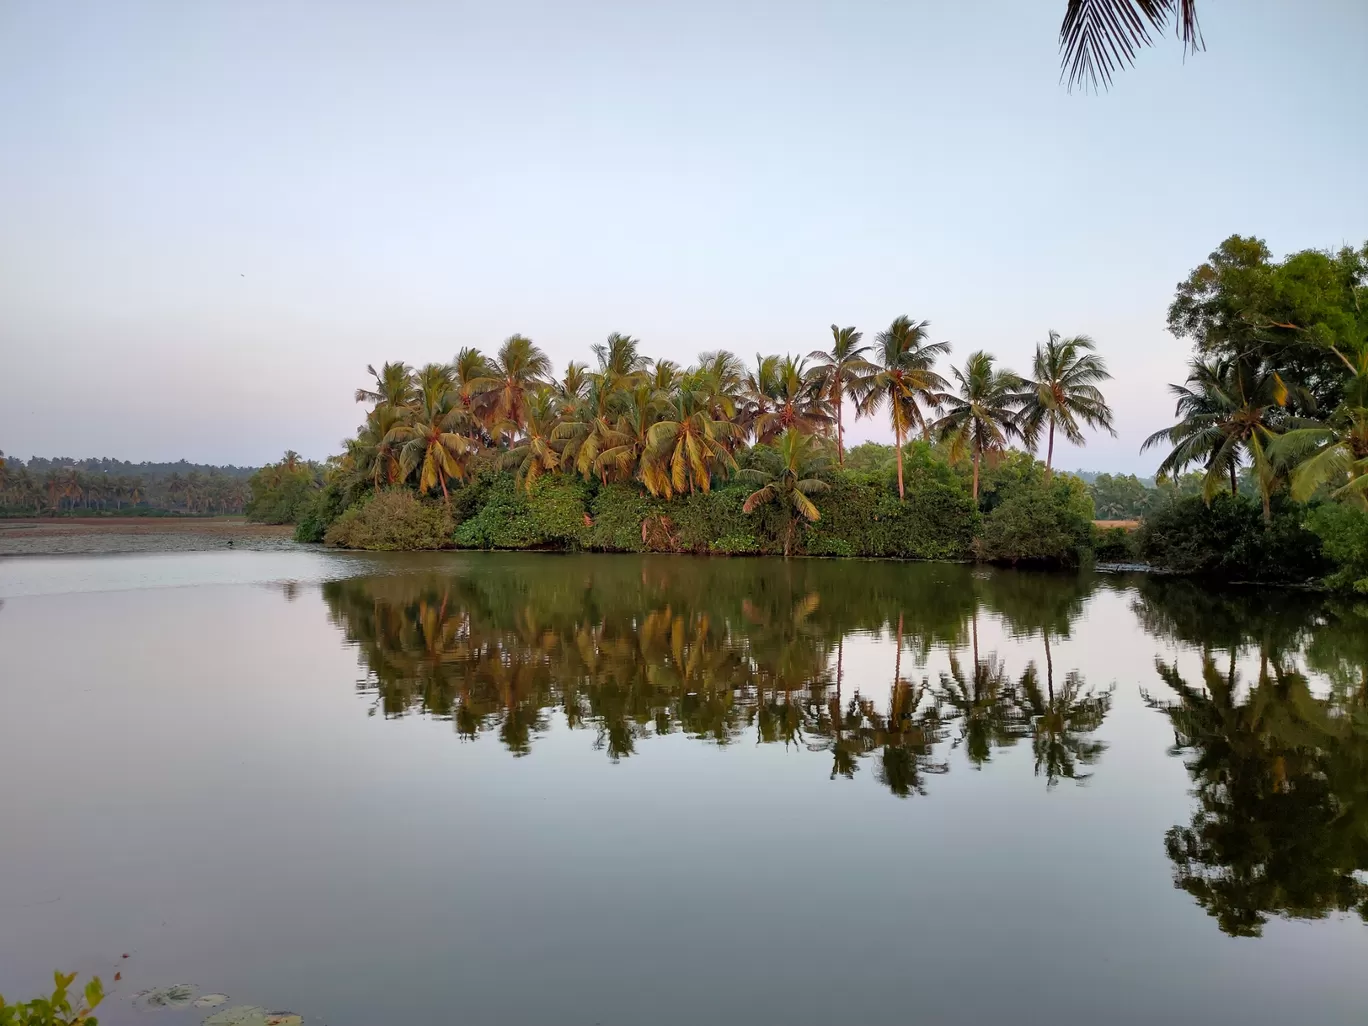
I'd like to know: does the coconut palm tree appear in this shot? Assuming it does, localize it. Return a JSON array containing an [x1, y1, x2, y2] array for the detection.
[[751, 356, 833, 445], [809, 325, 873, 465], [355, 361, 416, 408], [593, 384, 664, 487], [474, 334, 552, 440], [1142, 357, 1293, 521], [385, 363, 473, 503], [692, 350, 745, 422], [644, 388, 739, 498], [933, 351, 1025, 502], [502, 391, 562, 490], [856, 316, 951, 501], [1270, 345, 1368, 507], [739, 354, 782, 442], [1060, 0, 1203, 93], [591, 332, 649, 390], [1019, 331, 1116, 477], [739, 430, 832, 557]]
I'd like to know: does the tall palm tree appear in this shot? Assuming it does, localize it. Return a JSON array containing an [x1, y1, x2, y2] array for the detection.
[[474, 334, 552, 441], [934, 351, 1026, 502], [692, 350, 745, 423], [1019, 331, 1116, 477], [809, 324, 873, 465], [355, 361, 415, 408], [739, 354, 782, 442], [593, 384, 664, 487], [738, 430, 832, 557], [644, 388, 739, 498], [1270, 345, 1368, 507], [855, 316, 951, 501], [591, 332, 649, 390], [1142, 357, 1291, 521], [385, 363, 473, 503]]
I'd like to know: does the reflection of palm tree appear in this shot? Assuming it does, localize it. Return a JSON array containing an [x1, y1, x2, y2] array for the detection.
[[938, 646, 1019, 768], [1016, 635, 1113, 788]]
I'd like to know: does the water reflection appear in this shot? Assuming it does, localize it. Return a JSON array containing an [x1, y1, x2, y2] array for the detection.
[[320, 558, 1112, 795], [1134, 579, 1368, 937], [320, 555, 1368, 940]]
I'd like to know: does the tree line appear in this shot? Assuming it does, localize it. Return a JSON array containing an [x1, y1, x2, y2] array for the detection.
[[0, 453, 255, 515]]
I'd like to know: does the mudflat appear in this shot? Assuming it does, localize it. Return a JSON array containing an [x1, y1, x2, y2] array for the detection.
[[0, 517, 295, 556]]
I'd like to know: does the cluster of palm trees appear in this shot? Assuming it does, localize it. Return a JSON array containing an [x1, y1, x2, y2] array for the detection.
[[0, 458, 251, 515], [1143, 344, 1368, 520], [340, 322, 1116, 508]]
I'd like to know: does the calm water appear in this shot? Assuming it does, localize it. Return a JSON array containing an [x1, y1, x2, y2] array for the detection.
[[1, 551, 1365, 1025]]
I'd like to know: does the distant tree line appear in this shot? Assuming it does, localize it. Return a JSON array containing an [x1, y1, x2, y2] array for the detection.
[[0, 454, 256, 515]]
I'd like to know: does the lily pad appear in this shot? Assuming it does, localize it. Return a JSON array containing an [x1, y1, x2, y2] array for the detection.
[[193, 994, 229, 1008], [134, 985, 197, 1009], [202, 1006, 302, 1026]]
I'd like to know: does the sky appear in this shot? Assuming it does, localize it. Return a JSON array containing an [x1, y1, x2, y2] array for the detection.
[[1, 0, 1365, 474]]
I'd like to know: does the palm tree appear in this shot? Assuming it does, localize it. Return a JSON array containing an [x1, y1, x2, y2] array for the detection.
[[1270, 345, 1368, 507], [855, 316, 951, 501], [1142, 357, 1292, 522], [933, 351, 1025, 502], [385, 363, 473, 503], [752, 356, 833, 445], [593, 384, 664, 487], [739, 430, 832, 557], [591, 332, 649, 390], [355, 361, 415, 408], [502, 391, 562, 490], [644, 388, 739, 498], [692, 350, 745, 423], [474, 334, 552, 441], [809, 325, 873, 465], [452, 347, 493, 422], [1060, 0, 1203, 92], [739, 354, 781, 442], [1019, 331, 1116, 477]]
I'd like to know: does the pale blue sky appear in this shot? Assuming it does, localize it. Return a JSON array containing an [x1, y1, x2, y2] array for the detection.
[[2, 0, 1365, 472]]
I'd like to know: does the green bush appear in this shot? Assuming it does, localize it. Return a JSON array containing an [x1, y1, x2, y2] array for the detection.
[[1, 971, 104, 1025], [325, 490, 454, 550], [976, 478, 1094, 566], [1137, 494, 1330, 583], [1306, 502, 1368, 594], [808, 452, 977, 560], [453, 475, 590, 549], [293, 482, 346, 543], [1092, 525, 1137, 562], [245, 455, 319, 525], [586, 483, 655, 552]]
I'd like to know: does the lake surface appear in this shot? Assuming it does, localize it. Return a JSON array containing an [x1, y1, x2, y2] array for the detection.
[[2, 551, 1365, 1025]]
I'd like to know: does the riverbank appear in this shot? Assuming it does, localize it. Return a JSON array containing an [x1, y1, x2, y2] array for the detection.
[[0, 517, 296, 556]]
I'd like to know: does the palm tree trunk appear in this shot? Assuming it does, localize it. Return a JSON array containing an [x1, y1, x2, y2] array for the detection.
[[972, 448, 981, 501], [1045, 421, 1055, 480], [439, 473, 450, 505], [895, 425, 905, 501], [972, 608, 980, 669], [1260, 486, 1271, 526], [1044, 630, 1054, 703], [894, 612, 903, 683], [836, 392, 845, 466], [1229, 461, 1237, 496]]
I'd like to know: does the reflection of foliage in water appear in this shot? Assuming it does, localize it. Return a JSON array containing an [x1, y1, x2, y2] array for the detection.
[[322, 556, 1114, 797], [1136, 580, 1368, 937]]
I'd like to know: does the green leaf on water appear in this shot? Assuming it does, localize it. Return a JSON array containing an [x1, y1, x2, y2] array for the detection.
[[134, 984, 196, 1009]]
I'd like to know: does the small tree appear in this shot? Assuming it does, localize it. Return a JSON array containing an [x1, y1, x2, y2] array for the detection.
[[739, 431, 832, 557]]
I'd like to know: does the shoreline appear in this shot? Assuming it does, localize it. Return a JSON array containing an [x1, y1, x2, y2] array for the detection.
[[0, 517, 296, 557]]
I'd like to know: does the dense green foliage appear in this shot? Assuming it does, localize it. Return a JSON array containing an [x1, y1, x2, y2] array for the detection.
[[1305, 503, 1368, 594], [0, 455, 254, 515], [1136, 494, 1330, 583], [0, 972, 103, 1026], [977, 475, 1094, 566], [244, 451, 323, 524], [325, 489, 454, 550]]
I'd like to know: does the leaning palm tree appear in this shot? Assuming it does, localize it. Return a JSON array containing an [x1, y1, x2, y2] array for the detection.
[[1142, 357, 1292, 522], [933, 351, 1027, 502], [1270, 345, 1368, 507], [385, 363, 473, 503], [739, 430, 832, 557], [1019, 331, 1116, 477], [809, 325, 873, 465], [644, 388, 739, 498], [856, 316, 951, 501], [473, 334, 552, 441]]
